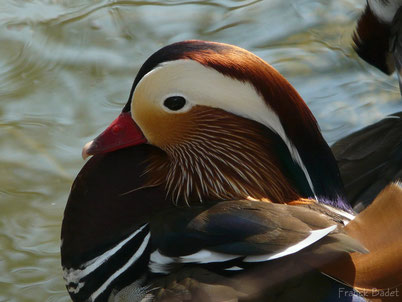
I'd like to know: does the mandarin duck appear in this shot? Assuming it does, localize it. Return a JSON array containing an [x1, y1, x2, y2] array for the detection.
[[332, 0, 402, 211], [61, 40, 402, 302]]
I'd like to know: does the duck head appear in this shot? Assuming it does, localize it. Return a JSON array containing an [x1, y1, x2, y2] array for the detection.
[[353, 0, 402, 76], [83, 40, 348, 210]]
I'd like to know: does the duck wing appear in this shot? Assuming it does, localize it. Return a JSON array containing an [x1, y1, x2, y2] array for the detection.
[[332, 112, 402, 212], [149, 200, 364, 271], [145, 200, 365, 302]]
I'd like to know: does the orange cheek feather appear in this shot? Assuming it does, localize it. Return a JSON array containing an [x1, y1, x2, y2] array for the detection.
[[133, 104, 195, 148]]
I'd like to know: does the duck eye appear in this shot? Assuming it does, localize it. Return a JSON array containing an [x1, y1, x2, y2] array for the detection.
[[163, 96, 186, 111]]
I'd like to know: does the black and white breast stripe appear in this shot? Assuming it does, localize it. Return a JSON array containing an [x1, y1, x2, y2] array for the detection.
[[63, 224, 150, 302]]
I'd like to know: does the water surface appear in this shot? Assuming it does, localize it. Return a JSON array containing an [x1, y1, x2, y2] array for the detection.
[[1, 1, 401, 301]]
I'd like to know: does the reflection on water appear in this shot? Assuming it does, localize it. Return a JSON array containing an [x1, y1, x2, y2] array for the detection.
[[0, 0, 401, 301]]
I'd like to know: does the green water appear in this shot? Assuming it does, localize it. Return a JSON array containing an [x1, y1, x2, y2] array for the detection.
[[0, 0, 401, 301]]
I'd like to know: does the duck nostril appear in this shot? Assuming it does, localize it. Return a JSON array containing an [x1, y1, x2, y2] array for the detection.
[[112, 125, 121, 134]]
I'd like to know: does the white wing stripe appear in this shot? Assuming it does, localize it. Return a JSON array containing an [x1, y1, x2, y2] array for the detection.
[[180, 249, 239, 264], [321, 204, 355, 225], [149, 226, 336, 273], [149, 249, 239, 274], [244, 225, 337, 262], [225, 266, 243, 271], [149, 250, 175, 274]]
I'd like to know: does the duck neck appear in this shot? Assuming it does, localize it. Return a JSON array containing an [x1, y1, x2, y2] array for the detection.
[[143, 112, 302, 205]]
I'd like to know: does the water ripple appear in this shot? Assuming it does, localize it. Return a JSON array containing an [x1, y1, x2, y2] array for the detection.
[[1, 1, 401, 302]]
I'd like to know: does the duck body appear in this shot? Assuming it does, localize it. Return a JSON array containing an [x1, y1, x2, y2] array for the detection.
[[62, 146, 361, 302], [61, 40, 402, 302]]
